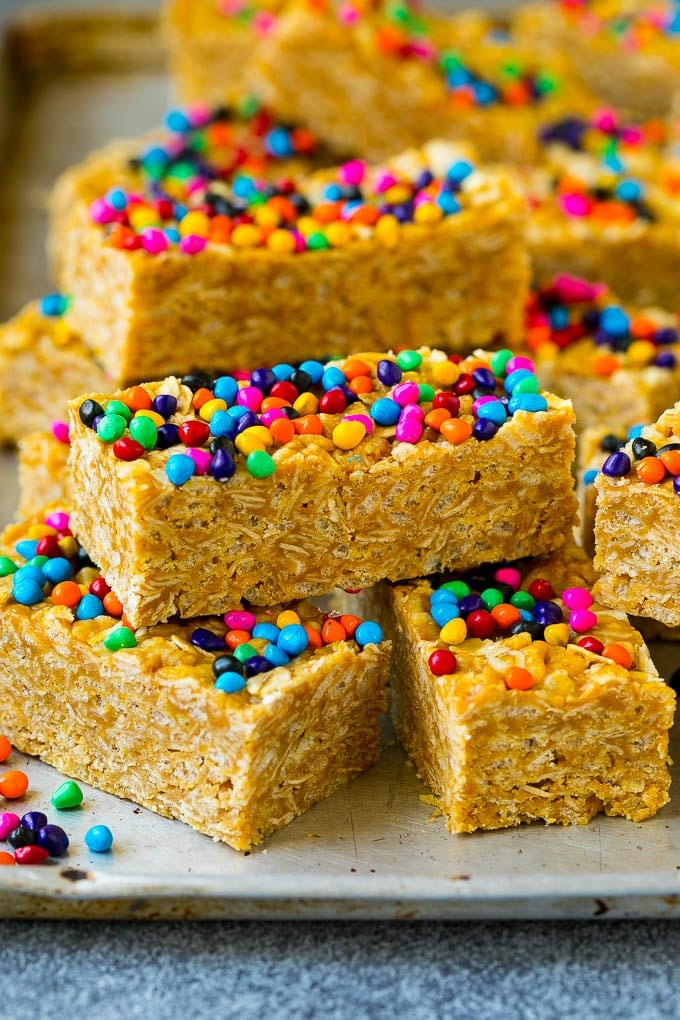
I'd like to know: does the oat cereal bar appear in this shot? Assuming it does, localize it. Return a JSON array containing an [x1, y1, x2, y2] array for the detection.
[[17, 431, 71, 520], [51, 109, 529, 383], [252, 0, 593, 163], [377, 545, 675, 833], [527, 275, 680, 433], [594, 402, 680, 626], [67, 348, 577, 628], [0, 297, 108, 445], [0, 507, 389, 850]]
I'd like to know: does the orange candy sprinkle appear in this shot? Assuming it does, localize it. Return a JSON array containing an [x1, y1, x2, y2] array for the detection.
[[504, 666, 535, 691], [440, 418, 473, 445], [602, 643, 633, 669], [269, 417, 295, 444], [635, 457, 666, 484], [0, 851, 15, 865], [340, 614, 362, 638], [103, 591, 124, 617], [0, 735, 11, 762], [192, 387, 214, 411], [124, 386, 153, 412], [348, 376, 374, 395], [321, 618, 347, 644], [343, 359, 372, 380], [491, 603, 522, 628], [294, 414, 324, 436], [0, 769, 29, 799], [304, 625, 324, 649], [226, 629, 251, 649], [51, 581, 83, 608], [660, 449, 680, 476], [591, 353, 621, 377], [424, 408, 452, 431]]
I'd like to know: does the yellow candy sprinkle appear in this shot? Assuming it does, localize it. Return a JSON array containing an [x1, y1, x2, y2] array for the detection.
[[277, 609, 301, 628], [58, 537, 78, 559], [199, 398, 228, 422], [383, 185, 412, 205], [332, 420, 366, 450], [543, 623, 570, 647], [249, 637, 268, 653], [254, 206, 282, 229], [179, 211, 210, 238], [27, 524, 56, 539], [293, 392, 319, 415], [52, 321, 74, 348], [440, 618, 468, 645], [296, 216, 318, 237], [325, 221, 352, 247], [135, 409, 165, 427], [235, 425, 273, 456], [129, 207, 160, 231], [267, 229, 296, 254], [431, 361, 460, 387], [374, 214, 401, 249], [625, 340, 657, 368], [231, 224, 263, 248], [414, 202, 444, 224]]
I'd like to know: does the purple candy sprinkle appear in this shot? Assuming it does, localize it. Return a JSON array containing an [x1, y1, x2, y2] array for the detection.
[[602, 451, 631, 476]]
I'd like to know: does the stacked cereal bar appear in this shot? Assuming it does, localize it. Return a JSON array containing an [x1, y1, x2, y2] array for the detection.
[[51, 104, 529, 383], [377, 545, 675, 832], [0, 508, 389, 850], [66, 348, 577, 628]]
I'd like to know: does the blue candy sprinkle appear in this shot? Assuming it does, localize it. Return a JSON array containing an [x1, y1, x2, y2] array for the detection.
[[600, 306, 630, 338], [273, 363, 296, 381], [76, 594, 105, 620], [42, 557, 73, 584], [583, 469, 599, 485], [355, 621, 383, 647], [437, 191, 461, 215], [615, 180, 642, 203], [165, 108, 191, 133], [627, 424, 645, 439], [265, 127, 293, 157], [166, 453, 195, 486], [446, 160, 474, 183], [40, 293, 68, 318], [431, 603, 460, 627], [227, 404, 250, 422], [277, 624, 309, 656], [252, 623, 280, 642], [476, 401, 507, 425], [85, 825, 114, 853], [208, 410, 237, 437], [430, 589, 458, 606], [508, 393, 548, 414], [370, 397, 401, 427], [13, 565, 45, 585], [322, 367, 346, 391], [106, 187, 128, 211], [15, 540, 38, 560], [323, 184, 343, 201], [298, 360, 324, 384], [213, 376, 239, 404], [215, 671, 248, 693], [12, 577, 45, 606], [263, 644, 290, 667], [504, 369, 534, 394]]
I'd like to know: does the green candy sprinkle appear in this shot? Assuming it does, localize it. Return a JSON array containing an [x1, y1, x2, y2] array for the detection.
[[51, 780, 83, 810], [511, 591, 535, 611], [0, 556, 17, 577], [441, 580, 470, 599], [481, 587, 504, 610], [233, 643, 257, 663], [307, 231, 329, 250], [490, 349, 514, 376], [246, 450, 275, 478], [28, 555, 49, 568], [104, 627, 138, 651], [97, 414, 127, 443], [511, 375, 540, 395], [129, 415, 158, 450], [418, 383, 435, 403], [105, 400, 132, 423], [396, 350, 423, 371]]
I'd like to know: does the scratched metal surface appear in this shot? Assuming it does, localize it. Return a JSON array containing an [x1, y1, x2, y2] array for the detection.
[[1, 7, 680, 920]]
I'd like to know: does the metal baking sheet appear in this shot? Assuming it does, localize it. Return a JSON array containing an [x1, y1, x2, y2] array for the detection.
[[2, 7, 680, 920]]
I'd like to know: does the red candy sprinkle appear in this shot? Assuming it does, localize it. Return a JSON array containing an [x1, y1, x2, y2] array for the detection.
[[432, 392, 460, 416], [178, 420, 211, 446], [528, 578, 554, 601], [89, 577, 111, 598], [453, 374, 475, 395], [577, 636, 604, 655], [270, 381, 298, 403], [14, 846, 50, 865], [36, 536, 62, 558], [319, 389, 347, 414], [113, 437, 146, 461], [428, 649, 457, 675], [466, 609, 497, 639]]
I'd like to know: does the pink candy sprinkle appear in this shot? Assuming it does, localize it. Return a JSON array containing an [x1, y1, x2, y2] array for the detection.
[[494, 567, 521, 591], [237, 386, 263, 412], [291, 231, 307, 253], [187, 448, 212, 475], [552, 274, 606, 303], [45, 511, 70, 531], [89, 198, 116, 225], [400, 403, 425, 421], [186, 102, 211, 128], [141, 228, 169, 255], [392, 382, 420, 407], [0, 813, 20, 840], [591, 108, 619, 134], [505, 356, 535, 375], [224, 610, 257, 631], [395, 418, 423, 443], [562, 586, 593, 610], [374, 172, 398, 193], [338, 2, 360, 24], [338, 160, 366, 187], [179, 234, 207, 255], [472, 395, 498, 413], [569, 608, 598, 633], [51, 420, 70, 445], [345, 413, 373, 435], [259, 408, 286, 427], [559, 193, 592, 217], [253, 10, 276, 35]]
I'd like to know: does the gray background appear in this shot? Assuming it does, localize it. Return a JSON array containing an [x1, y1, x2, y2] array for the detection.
[[2, 1, 680, 1016]]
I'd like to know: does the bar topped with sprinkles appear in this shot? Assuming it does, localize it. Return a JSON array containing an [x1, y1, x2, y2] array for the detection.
[[67, 347, 577, 628]]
